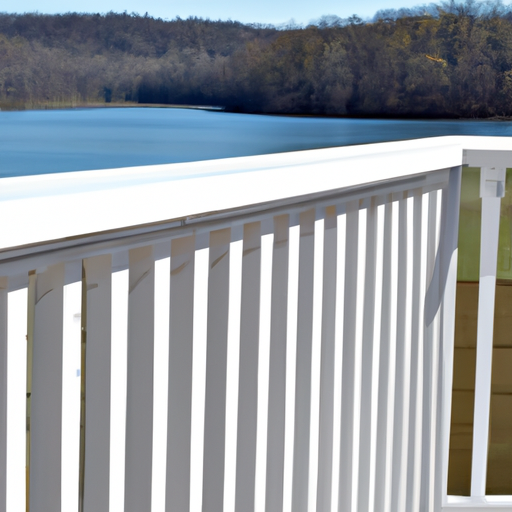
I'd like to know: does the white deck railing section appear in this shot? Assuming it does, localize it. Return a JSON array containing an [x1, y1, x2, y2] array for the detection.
[[0, 136, 511, 512]]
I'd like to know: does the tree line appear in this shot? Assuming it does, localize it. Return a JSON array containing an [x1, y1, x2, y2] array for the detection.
[[1, 1, 512, 117]]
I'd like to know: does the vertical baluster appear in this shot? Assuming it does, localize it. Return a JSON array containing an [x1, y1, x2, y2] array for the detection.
[[374, 199, 398, 512], [166, 235, 195, 512], [6, 286, 27, 512], [234, 222, 261, 512], [316, 207, 337, 512], [190, 241, 209, 512], [330, 210, 346, 512], [420, 189, 439, 512], [358, 199, 378, 512], [125, 246, 155, 512], [153, 255, 171, 512], [225, 233, 243, 512], [26, 272, 35, 512], [254, 231, 273, 512], [433, 316, 444, 512], [406, 191, 425, 512], [202, 228, 231, 512], [291, 209, 315, 512], [369, 202, 385, 512], [109, 268, 129, 512], [432, 193, 443, 511], [430, 190, 444, 512], [338, 200, 363, 512], [390, 195, 413, 512], [28, 263, 65, 512], [0, 276, 6, 512], [80, 255, 112, 512], [265, 215, 289, 512]]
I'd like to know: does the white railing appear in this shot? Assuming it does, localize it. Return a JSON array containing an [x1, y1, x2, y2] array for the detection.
[[0, 136, 511, 512]]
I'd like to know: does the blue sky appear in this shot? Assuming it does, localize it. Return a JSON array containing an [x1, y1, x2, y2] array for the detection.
[[1, 0, 450, 25]]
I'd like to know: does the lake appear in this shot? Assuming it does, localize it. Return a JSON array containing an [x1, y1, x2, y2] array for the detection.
[[1, 107, 512, 178]]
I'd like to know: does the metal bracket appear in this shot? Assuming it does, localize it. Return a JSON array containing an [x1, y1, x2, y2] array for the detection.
[[480, 167, 506, 198]]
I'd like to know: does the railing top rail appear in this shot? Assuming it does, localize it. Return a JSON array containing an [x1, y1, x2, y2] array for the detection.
[[0, 135, 510, 254]]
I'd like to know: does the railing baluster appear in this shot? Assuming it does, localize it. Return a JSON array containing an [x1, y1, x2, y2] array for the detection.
[[427, 190, 444, 511], [153, 256, 171, 511], [369, 202, 385, 512], [6, 287, 27, 512], [420, 189, 440, 512], [235, 222, 261, 512], [316, 207, 337, 512], [282, 221, 299, 512], [330, 209, 346, 512], [125, 246, 155, 512], [358, 199, 378, 512], [190, 244, 209, 512], [291, 208, 315, 512], [374, 199, 399, 512], [81, 255, 112, 512], [202, 228, 231, 512], [109, 269, 129, 512], [0, 277, 6, 512], [283, 221, 302, 512], [390, 196, 413, 512], [166, 235, 195, 512], [28, 262, 65, 512], [406, 191, 425, 512], [224, 234, 243, 512], [338, 200, 364, 512], [265, 214, 289, 512]]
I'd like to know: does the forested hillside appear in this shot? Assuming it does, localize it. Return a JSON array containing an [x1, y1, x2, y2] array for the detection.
[[1, 2, 512, 117]]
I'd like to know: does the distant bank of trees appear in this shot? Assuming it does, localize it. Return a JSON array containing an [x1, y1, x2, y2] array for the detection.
[[2, 2, 512, 117]]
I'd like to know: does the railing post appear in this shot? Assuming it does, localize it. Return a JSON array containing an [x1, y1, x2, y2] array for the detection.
[[470, 167, 506, 498]]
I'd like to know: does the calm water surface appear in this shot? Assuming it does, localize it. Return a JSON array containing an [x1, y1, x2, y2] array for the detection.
[[2, 107, 512, 178]]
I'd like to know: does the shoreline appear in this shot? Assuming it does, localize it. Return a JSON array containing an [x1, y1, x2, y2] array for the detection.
[[1, 101, 512, 121], [0, 101, 226, 113]]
